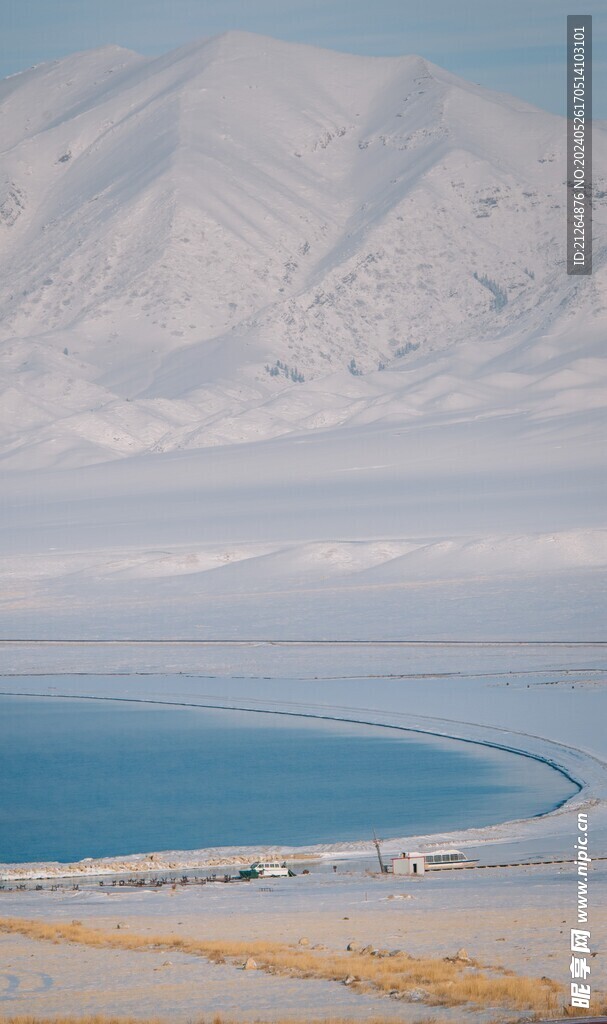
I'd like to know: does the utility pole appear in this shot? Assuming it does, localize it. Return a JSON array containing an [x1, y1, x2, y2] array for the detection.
[[372, 829, 385, 873]]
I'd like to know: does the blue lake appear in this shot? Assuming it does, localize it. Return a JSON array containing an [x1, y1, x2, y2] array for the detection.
[[0, 695, 579, 864]]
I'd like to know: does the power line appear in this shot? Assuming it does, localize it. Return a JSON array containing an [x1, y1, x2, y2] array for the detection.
[[0, 639, 605, 646]]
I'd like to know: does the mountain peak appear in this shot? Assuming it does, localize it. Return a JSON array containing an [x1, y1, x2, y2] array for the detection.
[[0, 35, 605, 466]]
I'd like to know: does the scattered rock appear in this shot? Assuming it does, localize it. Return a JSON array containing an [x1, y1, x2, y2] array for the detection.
[[446, 947, 472, 963], [298, 936, 310, 946], [344, 974, 358, 985], [312, 943, 328, 950], [243, 957, 258, 970], [360, 944, 374, 955], [71, 920, 82, 926], [404, 988, 425, 1002], [161, 960, 172, 967], [346, 941, 361, 952]]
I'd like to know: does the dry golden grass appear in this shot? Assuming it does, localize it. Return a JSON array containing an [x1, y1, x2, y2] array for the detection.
[[4, 1010, 607, 1024], [0, 915, 566, 1015]]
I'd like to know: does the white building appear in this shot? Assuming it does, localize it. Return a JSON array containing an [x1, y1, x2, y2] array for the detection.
[[392, 851, 425, 876], [392, 849, 474, 875]]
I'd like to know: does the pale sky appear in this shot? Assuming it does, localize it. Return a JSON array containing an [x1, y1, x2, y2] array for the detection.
[[0, 0, 605, 116]]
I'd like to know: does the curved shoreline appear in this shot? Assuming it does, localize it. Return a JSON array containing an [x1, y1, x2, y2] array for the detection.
[[0, 687, 587, 791], [0, 688, 600, 881]]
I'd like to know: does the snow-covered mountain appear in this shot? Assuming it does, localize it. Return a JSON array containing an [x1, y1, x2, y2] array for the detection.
[[0, 33, 606, 640], [1, 31, 605, 466]]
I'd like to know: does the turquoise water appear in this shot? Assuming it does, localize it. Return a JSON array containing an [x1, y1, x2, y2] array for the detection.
[[0, 695, 578, 864]]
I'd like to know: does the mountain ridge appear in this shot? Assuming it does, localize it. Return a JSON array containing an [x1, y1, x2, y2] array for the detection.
[[0, 32, 605, 467]]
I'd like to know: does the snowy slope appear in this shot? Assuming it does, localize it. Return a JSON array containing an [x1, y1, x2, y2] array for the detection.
[[0, 33, 606, 639], [0, 31, 606, 465]]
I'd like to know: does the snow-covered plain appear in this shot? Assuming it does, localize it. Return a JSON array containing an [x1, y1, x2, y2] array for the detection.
[[0, 34, 606, 885]]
